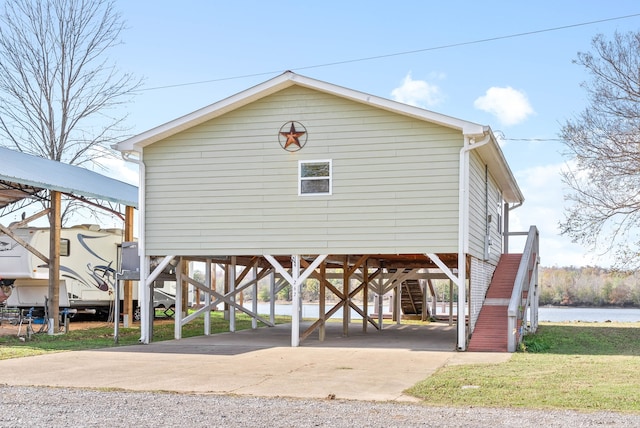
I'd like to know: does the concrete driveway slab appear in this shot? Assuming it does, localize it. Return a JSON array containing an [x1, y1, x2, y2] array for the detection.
[[0, 322, 511, 402]]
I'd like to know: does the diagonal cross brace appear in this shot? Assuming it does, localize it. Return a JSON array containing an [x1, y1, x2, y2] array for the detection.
[[265, 254, 328, 285], [181, 274, 274, 326]]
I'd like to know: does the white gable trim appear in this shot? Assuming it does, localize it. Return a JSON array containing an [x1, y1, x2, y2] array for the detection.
[[114, 71, 487, 152]]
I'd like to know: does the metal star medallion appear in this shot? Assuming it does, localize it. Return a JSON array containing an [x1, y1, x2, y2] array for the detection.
[[279, 121, 307, 152]]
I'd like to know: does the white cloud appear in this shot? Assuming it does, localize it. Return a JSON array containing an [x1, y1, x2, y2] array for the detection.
[[474, 87, 534, 126], [508, 162, 613, 267], [100, 157, 139, 185], [391, 72, 443, 108]]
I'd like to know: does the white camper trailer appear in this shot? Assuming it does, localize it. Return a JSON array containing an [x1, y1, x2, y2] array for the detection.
[[0, 225, 123, 317], [0, 225, 178, 320], [0, 225, 139, 318]]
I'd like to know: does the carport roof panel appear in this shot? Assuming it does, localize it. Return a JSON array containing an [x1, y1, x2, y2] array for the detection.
[[0, 147, 138, 208]]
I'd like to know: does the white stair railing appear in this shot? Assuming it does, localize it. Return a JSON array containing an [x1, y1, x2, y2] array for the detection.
[[507, 226, 539, 352]]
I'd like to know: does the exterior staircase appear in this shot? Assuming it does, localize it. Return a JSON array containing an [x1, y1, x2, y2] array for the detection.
[[468, 253, 522, 352], [401, 279, 423, 315]]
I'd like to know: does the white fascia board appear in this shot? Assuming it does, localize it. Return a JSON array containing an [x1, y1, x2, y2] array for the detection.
[[114, 72, 298, 152]]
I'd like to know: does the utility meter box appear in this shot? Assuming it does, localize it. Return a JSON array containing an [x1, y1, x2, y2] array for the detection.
[[120, 241, 140, 280]]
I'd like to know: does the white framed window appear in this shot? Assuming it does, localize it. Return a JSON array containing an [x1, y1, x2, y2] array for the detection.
[[299, 160, 332, 196]]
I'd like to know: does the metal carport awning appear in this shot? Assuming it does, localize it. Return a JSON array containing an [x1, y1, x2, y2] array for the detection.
[[0, 147, 137, 210], [0, 146, 138, 333]]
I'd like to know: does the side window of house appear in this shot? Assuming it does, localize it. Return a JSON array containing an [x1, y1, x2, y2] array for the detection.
[[299, 160, 332, 196]]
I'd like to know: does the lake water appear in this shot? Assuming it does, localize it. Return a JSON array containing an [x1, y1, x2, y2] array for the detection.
[[239, 302, 640, 322], [537, 306, 640, 323], [243, 302, 640, 323]]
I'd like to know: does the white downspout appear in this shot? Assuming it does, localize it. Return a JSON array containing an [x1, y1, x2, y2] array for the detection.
[[457, 132, 491, 350], [122, 151, 149, 343]]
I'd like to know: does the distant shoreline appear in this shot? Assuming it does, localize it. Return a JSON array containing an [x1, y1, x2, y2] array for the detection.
[[542, 304, 640, 309]]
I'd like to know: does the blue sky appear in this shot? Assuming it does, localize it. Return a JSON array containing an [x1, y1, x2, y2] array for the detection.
[[104, 1, 640, 267]]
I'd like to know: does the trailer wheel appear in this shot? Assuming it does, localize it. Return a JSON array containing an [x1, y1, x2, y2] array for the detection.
[[133, 307, 141, 322]]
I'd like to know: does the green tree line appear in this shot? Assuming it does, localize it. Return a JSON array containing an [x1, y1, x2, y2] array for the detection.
[[540, 267, 640, 307]]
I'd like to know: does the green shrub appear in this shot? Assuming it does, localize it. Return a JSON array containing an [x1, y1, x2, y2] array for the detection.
[[519, 333, 551, 353]]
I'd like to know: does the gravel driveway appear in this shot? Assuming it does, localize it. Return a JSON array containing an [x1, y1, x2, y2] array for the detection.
[[2, 385, 639, 427]]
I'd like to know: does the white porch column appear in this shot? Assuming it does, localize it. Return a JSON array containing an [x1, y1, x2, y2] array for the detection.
[[204, 259, 212, 336], [230, 256, 236, 332], [291, 255, 301, 346], [427, 253, 465, 350], [252, 264, 258, 329], [174, 258, 182, 340], [264, 254, 328, 347], [269, 271, 276, 325], [139, 255, 151, 344], [378, 265, 384, 329], [141, 255, 175, 343], [395, 281, 401, 325], [457, 257, 467, 350]]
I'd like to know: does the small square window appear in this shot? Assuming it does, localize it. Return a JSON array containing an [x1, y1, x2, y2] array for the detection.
[[299, 160, 332, 196]]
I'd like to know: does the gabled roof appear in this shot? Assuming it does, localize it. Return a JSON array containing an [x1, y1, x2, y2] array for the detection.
[[114, 71, 522, 203], [115, 71, 491, 151], [0, 147, 138, 209]]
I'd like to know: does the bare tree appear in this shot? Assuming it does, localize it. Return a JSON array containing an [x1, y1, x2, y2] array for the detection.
[[560, 31, 640, 267], [0, 0, 140, 329], [0, 0, 141, 166]]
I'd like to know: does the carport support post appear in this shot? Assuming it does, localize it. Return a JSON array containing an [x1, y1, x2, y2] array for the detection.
[[47, 190, 61, 335]]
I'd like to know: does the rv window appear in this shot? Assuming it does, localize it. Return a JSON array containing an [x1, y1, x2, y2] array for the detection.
[[299, 160, 332, 196], [60, 238, 70, 257]]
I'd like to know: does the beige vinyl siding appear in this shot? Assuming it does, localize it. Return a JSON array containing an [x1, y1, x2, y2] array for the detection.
[[143, 86, 462, 256], [488, 181, 505, 263], [468, 152, 485, 259], [468, 151, 503, 264]]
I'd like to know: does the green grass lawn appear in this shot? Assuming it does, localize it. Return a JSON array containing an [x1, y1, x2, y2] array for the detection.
[[406, 322, 640, 412]]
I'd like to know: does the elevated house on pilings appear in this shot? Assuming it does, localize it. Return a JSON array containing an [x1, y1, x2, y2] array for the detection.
[[114, 72, 539, 352]]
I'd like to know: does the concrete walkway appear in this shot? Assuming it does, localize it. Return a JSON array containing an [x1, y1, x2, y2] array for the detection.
[[0, 322, 511, 402]]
